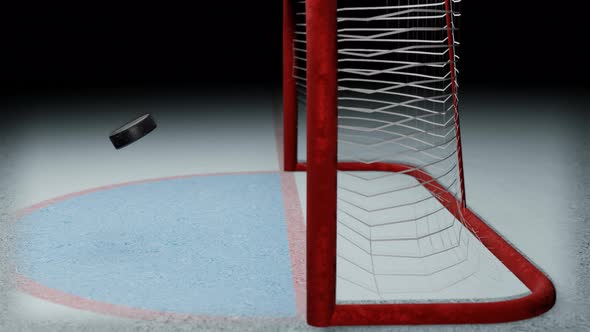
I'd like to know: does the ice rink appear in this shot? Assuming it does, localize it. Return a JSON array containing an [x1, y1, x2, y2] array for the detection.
[[0, 89, 588, 331]]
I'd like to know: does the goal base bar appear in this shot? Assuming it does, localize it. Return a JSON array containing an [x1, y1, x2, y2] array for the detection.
[[295, 162, 556, 327]]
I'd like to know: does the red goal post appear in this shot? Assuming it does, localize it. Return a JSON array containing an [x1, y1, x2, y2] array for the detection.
[[283, 0, 556, 327]]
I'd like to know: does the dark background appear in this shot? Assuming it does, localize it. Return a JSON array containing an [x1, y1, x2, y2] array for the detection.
[[0, 1, 588, 96]]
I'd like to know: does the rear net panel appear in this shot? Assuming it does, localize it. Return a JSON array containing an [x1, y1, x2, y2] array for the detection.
[[294, 0, 527, 304]]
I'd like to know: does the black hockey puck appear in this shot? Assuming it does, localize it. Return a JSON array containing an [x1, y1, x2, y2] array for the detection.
[[109, 113, 157, 149]]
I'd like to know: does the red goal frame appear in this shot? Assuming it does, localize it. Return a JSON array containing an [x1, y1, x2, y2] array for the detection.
[[283, 0, 556, 327]]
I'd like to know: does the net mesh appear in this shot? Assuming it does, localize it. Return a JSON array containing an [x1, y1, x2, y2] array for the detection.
[[294, 0, 522, 304]]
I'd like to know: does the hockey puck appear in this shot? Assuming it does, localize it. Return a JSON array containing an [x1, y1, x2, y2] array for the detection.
[[109, 113, 157, 149]]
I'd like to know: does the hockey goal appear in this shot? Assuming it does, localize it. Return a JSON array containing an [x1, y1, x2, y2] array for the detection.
[[282, 0, 555, 327]]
